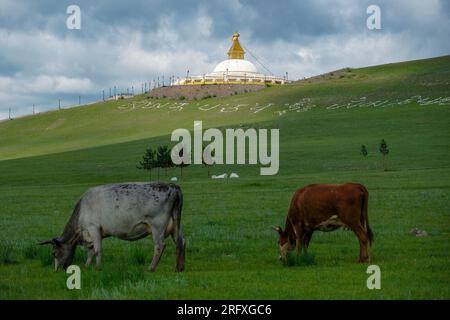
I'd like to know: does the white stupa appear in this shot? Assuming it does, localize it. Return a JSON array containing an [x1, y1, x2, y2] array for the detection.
[[176, 33, 286, 85]]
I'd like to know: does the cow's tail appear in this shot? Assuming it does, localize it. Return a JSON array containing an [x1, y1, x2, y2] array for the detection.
[[171, 185, 185, 272], [360, 186, 374, 246]]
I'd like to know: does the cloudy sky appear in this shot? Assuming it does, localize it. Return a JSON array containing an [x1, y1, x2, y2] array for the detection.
[[1, 0, 449, 119]]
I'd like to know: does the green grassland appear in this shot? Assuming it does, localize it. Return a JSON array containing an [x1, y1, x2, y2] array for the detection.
[[0, 56, 449, 299]]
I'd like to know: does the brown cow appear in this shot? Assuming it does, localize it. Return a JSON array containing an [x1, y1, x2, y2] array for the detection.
[[274, 183, 373, 263]]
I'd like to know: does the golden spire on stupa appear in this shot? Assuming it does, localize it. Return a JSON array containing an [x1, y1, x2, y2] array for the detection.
[[227, 32, 245, 59]]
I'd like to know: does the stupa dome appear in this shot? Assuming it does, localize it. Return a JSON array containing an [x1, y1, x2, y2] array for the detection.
[[212, 59, 258, 74]]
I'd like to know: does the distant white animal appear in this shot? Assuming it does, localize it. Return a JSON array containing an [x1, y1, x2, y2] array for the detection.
[[229, 173, 239, 178], [170, 177, 178, 181], [212, 173, 228, 179]]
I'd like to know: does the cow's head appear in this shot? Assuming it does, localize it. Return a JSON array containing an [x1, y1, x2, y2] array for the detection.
[[273, 226, 295, 261], [38, 238, 76, 271]]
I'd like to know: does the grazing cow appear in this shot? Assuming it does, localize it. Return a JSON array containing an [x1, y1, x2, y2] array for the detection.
[[274, 183, 373, 263], [39, 182, 186, 272]]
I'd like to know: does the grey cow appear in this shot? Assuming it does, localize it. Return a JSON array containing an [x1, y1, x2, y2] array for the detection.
[[39, 182, 186, 272]]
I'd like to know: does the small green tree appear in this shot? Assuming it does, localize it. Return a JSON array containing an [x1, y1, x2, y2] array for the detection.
[[379, 139, 389, 171], [202, 145, 215, 178], [154, 151, 161, 181], [361, 145, 368, 157], [137, 146, 156, 180], [173, 147, 190, 179], [156, 145, 173, 178]]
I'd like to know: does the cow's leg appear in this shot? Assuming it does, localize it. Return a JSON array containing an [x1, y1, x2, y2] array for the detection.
[[149, 227, 166, 272], [302, 231, 313, 253], [293, 224, 304, 254], [85, 248, 95, 268], [352, 225, 369, 263], [89, 228, 103, 269]]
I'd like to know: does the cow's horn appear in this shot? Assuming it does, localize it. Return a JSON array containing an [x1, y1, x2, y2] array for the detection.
[[38, 237, 60, 245], [273, 226, 283, 234], [38, 239, 53, 245]]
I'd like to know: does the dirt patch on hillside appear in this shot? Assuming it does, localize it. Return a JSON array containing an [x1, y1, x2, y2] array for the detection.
[[45, 118, 66, 130], [293, 68, 358, 84], [147, 84, 266, 100]]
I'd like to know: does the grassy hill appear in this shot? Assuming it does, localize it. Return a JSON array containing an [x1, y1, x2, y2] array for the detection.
[[1, 55, 449, 161], [0, 55, 449, 299]]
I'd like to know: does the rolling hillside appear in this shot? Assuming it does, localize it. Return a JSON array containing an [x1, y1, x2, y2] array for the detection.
[[0, 56, 449, 299], [1, 55, 449, 160]]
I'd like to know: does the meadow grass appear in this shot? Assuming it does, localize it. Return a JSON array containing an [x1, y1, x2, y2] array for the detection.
[[0, 242, 18, 265], [0, 56, 449, 299], [283, 252, 317, 267]]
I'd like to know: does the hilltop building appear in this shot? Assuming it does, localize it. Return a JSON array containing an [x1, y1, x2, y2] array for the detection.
[[175, 33, 286, 85]]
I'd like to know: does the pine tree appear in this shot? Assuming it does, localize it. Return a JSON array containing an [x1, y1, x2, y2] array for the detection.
[[137, 146, 156, 180], [379, 139, 389, 171], [202, 145, 215, 178], [361, 145, 368, 157], [174, 147, 190, 180], [156, 145, 173, 178]]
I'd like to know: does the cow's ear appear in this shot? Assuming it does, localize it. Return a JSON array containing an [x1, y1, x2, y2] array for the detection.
[[273, 226, 283, 235]]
